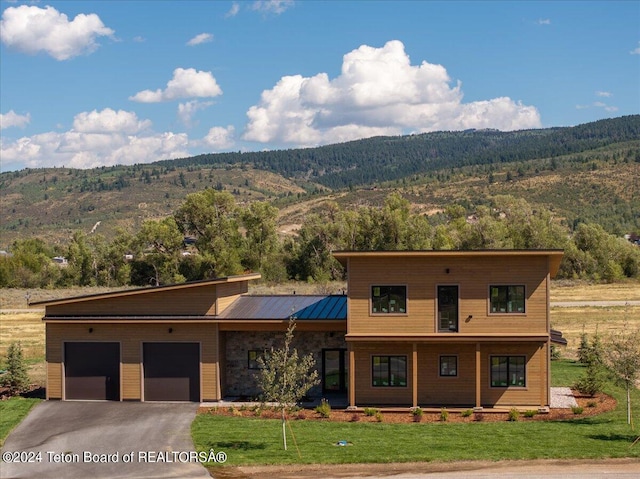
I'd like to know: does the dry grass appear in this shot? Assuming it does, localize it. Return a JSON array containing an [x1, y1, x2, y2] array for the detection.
[[0, 312, 46, 386], [551, 305, 640, 359], [551, 280, 640, 301]]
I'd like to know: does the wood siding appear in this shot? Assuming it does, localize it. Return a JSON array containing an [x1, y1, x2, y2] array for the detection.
[[353, 343, 413, 405], [347, 256, 549, 336], [45, 322, 219, 401], [216, 281, 249, 314], [46, 285, 219, 317]]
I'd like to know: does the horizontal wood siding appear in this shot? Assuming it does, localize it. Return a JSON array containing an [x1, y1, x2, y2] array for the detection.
[[353, 343, 413, 406], [347, 256, 548, 336], [216, 282, 249, 314], [417, 343, 476, 406], [481, 342, 546, 407], [47, 285, 219, 316], [45, 322, 219, 401]]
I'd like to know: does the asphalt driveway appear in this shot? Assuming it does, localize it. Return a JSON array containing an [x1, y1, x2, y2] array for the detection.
[[1, 401, 212, 479]]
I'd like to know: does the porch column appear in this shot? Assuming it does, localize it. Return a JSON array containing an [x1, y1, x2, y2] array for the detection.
[[348, 343, 355, 408], [540, 342, 547, 407], [475, 343, 481, 408], [412, 343, 418, 408]]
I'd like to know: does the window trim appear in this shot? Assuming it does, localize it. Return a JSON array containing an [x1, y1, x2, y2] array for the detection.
[[371, 354, 408, 388], [370, 284, 408, 316], [489, 355, 527, 388], [439, 355, 458, 378], [488, 285, 526, 315]]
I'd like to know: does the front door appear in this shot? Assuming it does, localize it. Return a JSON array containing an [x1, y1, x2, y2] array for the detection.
[[322, 349, 347, 393]]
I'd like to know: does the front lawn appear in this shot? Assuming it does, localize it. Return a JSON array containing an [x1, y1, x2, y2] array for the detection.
[[0, 397, 40, 446], [192, 360, 640, 467]]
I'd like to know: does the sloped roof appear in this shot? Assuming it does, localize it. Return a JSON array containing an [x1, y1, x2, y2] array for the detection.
[[217, 295, 347, 321]]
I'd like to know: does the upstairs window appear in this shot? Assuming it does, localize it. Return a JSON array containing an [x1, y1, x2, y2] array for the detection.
[[371, 285, 407, 314], [490, 285, 525, 313]]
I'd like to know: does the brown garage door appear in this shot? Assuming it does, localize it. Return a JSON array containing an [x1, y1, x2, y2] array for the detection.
[[143, 342, 200, 401], [64, 342, 120, 400]]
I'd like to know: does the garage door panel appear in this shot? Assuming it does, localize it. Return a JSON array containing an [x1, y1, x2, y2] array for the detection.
[[65, 342, 120, 401], [143, 343, 200, 402]]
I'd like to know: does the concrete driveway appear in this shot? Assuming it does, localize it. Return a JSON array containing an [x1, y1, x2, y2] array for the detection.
[[1, 401, 212, 479]]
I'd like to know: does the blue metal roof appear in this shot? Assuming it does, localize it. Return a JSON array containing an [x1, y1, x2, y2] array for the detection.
[[217, 295, 346, 321]]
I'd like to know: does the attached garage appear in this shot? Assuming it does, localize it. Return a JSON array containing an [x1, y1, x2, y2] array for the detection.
[[64, 342, 120, 400], [143, 342, 200, 402]]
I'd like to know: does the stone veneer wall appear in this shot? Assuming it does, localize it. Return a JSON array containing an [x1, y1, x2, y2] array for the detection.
[[224, 330, 347, 398]]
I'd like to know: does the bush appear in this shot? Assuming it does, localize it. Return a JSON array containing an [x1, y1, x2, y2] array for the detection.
[[374, 411, 384, 422], [411, 407, 423, 422], [508, 408, 520, 422], [315, 398, 331, 418], [574, 361, 605, 397], [461, 409, 473, 418], [363, 407, 378, 417], [440, 408, 449, 422], [571, 406, 584, 415], [587, 400, 597, 408], [0, 342, 30, 395], [523, 410, 537, 418]]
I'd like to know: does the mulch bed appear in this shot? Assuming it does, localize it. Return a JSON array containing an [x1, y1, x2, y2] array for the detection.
[[198, 390, 616, 423]]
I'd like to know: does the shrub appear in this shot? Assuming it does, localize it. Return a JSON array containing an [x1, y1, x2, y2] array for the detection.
[[374, 411, 384, 422], [587, 400, 597, 408], [474, 412, 484, 422], [571, 406, 584, 415], [461, 409, 473, 418], [550, 344, 561, 360], [363, 407, 378, 417], [0, 342, 30, 395], [439, 408, 449, 422], [350, 413, 360, 422], [523, 410, 537, 418], [508, 408, 520, 422], [315, 398, 331, 418], [574, 361, 605, 397], [411, 407, 423, 422]]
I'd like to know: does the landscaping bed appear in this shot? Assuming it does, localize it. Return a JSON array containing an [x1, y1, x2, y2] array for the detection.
[[198, 390, 615, 423]]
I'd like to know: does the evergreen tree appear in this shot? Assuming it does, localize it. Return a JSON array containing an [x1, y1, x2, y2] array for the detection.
[[1, 342, 30, 395]]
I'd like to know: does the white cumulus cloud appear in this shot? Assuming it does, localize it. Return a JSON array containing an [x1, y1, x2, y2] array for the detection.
[[177, 100, 214, 127], [0, 5, 114, 60], [0, 110, 31, 129], [187, 33, 213, 46], [73, 108, 151, 134], [0, 109, 189, 169], [243, 40, 541, 146], [202, 126, 236, 150], [226, 3, 241, 18], [130, 68, 223, 103]]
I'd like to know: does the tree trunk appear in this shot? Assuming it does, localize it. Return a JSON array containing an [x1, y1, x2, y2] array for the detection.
[[628, 384, 631, 426], [281, 408, 287, 450]]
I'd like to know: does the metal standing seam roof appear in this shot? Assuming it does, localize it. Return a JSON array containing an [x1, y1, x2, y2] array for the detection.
[[217, 295, 347, 320]]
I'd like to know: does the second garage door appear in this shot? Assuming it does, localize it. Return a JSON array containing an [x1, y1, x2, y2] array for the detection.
[[65, 342, 120, 400], [143, 342, 200, 401]]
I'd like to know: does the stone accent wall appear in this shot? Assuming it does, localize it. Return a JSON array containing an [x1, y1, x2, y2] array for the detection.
[[223, 330, 346, 398]]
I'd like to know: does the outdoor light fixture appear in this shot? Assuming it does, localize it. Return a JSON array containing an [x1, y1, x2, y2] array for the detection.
[[88, 327, 93, 333], [168, 327, 173, 333]]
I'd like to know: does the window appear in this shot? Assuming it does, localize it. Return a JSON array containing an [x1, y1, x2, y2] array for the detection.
[[490, 285, 525, 313], [438, 285, 459, 332], [491, 356, 526, 387], [248, 350, 269, 369], [439, 355, 458, 377], [372, 355, 407, 387], [371, 286, 406, 314]]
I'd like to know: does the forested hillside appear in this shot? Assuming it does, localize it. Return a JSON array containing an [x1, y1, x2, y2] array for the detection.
[[1, 116, 639, 288]]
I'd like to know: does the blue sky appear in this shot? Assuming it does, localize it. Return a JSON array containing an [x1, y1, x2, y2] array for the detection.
[[1, 1, 638, 172]]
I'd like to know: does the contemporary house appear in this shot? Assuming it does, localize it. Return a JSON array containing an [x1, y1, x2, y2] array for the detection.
[[38, 249, 563, 410]]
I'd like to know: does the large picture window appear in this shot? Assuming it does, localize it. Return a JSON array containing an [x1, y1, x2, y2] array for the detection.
[[372, 355, 407, 387], [490, 285, 525, 313], [371, 286, 407, 314], [491, 356, 526, 387]]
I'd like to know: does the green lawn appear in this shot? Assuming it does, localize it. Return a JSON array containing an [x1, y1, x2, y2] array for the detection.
[[0, 397, 41, 447], [192, 360, 640, 467]]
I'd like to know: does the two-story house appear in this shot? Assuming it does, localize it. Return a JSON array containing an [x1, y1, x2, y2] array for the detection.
[[38, 249, 563, 410]]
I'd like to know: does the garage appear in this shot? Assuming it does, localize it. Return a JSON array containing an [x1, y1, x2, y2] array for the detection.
[[64, 342, 120, 400], [143, 342, 201, 402]]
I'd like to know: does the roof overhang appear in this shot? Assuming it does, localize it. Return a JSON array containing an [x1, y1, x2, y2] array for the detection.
[[333, 250, 565, 278], [31, 273, 261, 307]]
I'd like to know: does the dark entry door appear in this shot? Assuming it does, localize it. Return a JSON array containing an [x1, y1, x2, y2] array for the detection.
[[64, 342, 120, 400], [143, 342, 200, 401], [322, 349, 347, 393]]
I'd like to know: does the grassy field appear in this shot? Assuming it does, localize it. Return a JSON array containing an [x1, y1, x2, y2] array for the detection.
[[551, 281, 640, 302], [192, 362, 640, 466]]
